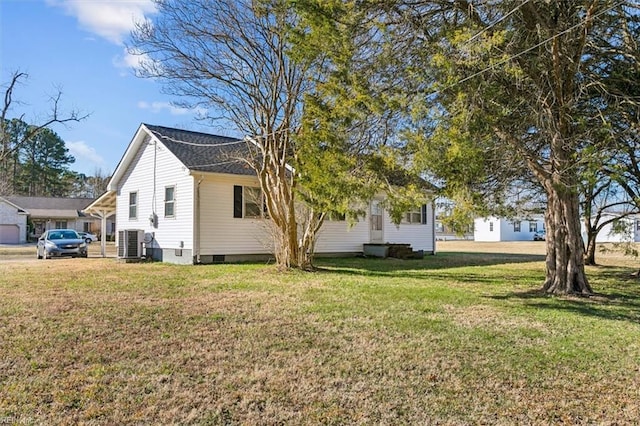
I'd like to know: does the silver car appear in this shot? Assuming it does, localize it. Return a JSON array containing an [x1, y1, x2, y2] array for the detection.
[[37, 229, 88, 259]]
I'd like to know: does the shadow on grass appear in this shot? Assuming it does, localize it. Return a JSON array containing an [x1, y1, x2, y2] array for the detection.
[[488, 274, 640, 324], [316, 251, 546, 277], [317, 253, 640, 323]]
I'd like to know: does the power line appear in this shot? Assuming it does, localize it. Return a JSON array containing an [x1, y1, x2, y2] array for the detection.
[[436, 1, 625, 95], [149, 129, 245, 147], [465, 0, 532, 45]]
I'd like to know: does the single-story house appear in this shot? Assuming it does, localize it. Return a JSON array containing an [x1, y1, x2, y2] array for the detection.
[[474, 215, 545, 242], [100, 123, 435, 264], [0, 196, 29, 244], [582, 213, 640, 243], [2, 195, 111, 240]]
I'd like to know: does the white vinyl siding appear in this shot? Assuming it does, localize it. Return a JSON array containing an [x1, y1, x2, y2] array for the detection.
[[198, 175, 270, 255], [315, 218, 369, 253], [383, 203, 435, 252], [474, 216, 545, 241], [0, 199, 27, 244], [115, 134, 194, 251]]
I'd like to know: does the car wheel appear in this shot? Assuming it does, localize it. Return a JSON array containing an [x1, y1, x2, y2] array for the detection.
[[85, 238, 91, 244]]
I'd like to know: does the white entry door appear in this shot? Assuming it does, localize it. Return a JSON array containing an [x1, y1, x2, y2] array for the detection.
[[370, 199, 383, 243]]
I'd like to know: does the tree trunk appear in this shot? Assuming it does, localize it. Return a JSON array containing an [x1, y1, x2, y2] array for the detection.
[[584, 236, 597, 266], [542, 187, 593, 295], [584, 219, 597, 266]]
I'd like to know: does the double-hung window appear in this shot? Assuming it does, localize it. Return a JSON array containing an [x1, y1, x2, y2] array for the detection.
[[404, 205, 428, 225], [405, 209, 422, 224], [129, 192, 138, 219], [243, 187, 262, 218], [165, 186, 175, 217], [234, 185, 266, 218]]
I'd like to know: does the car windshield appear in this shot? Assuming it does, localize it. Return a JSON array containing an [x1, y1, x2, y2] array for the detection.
[[49, 231, 78, 240]]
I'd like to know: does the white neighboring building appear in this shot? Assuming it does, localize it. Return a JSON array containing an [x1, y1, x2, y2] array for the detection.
[[101, 124, 436, 264], [474, 216, 545, 242], [583, 213, 640, 243], [0, 196, 28, 244]]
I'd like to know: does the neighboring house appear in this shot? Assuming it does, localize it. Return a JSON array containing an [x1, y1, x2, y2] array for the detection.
[[0, 196, 29, 244], [582, 213, 640, 243], [3, 196, 102, 240], [435, 219, 473, 241], [474, 215, 545, 242], [103, 123, 435, 264]]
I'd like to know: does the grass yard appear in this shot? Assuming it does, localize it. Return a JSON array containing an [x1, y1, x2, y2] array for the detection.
[[1, 244, 639, 424]]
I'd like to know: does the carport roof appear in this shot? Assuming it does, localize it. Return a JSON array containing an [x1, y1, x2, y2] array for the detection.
[[83, 191, 116, 217]]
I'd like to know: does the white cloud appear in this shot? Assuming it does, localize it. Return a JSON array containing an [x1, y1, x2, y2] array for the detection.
[[46, 0, 156, 45], [113, 47, 155, 73], [67, 141, 106, 171], [138, 101, 206, 117]]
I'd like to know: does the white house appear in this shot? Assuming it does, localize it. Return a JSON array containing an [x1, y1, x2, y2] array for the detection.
[[583, 213, 640, 243], [100, 124, 435, 264], [2, 196, 107, 240], [0, 196, 29, 244], [474, 215, 545, 242]]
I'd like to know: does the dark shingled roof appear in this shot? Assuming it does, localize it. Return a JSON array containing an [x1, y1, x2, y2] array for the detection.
[[144, 124, 256, 176], [4, 196, 94, 218]]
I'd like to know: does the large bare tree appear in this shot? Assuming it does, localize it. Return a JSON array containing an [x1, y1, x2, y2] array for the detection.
[[1, 71, 88, 194], [131, 0, 321, 269]]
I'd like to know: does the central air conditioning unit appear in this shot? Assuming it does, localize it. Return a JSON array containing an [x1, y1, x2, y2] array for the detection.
[[118, 229, 144, 258]]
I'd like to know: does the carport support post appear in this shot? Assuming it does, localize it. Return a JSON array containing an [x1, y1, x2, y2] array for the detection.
[[91, 210, 108, 258], [99, 210, 108, 257]]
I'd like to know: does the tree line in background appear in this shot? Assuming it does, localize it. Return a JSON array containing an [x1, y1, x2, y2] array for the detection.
[[1, 72, 109, 198]]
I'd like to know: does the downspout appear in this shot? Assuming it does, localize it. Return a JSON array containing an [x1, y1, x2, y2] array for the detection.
[[431, 202, 437, 255], [194, 175, 204, 264]]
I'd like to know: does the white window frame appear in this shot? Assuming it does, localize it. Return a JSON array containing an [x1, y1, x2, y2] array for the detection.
[[164, 186, 176, 218], [129, 191, 138, 220], [244, 186, 263, 218], [404, 209, 422, 224]]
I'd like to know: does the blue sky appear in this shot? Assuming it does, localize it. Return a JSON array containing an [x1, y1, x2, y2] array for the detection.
[[1, 0, 219, 177]]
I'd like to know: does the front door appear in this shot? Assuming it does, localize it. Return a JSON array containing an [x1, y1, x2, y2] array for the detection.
[[370, 199, 383, 243]]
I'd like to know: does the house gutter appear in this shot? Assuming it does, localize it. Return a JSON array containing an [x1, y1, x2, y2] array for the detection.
[[432, 202, 437, 255], [194, 174, 204, 264]]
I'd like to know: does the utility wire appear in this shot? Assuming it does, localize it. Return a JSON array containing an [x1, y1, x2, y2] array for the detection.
[[434, 0, 625, 95], [149, 129, 245, 147], [465, 0, 532, 44]]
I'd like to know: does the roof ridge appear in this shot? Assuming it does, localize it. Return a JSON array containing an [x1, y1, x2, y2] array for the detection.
[[143, 123, 241, 142]]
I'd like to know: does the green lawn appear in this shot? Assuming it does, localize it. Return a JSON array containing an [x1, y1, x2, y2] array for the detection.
[[1, 252, 639, 424]]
